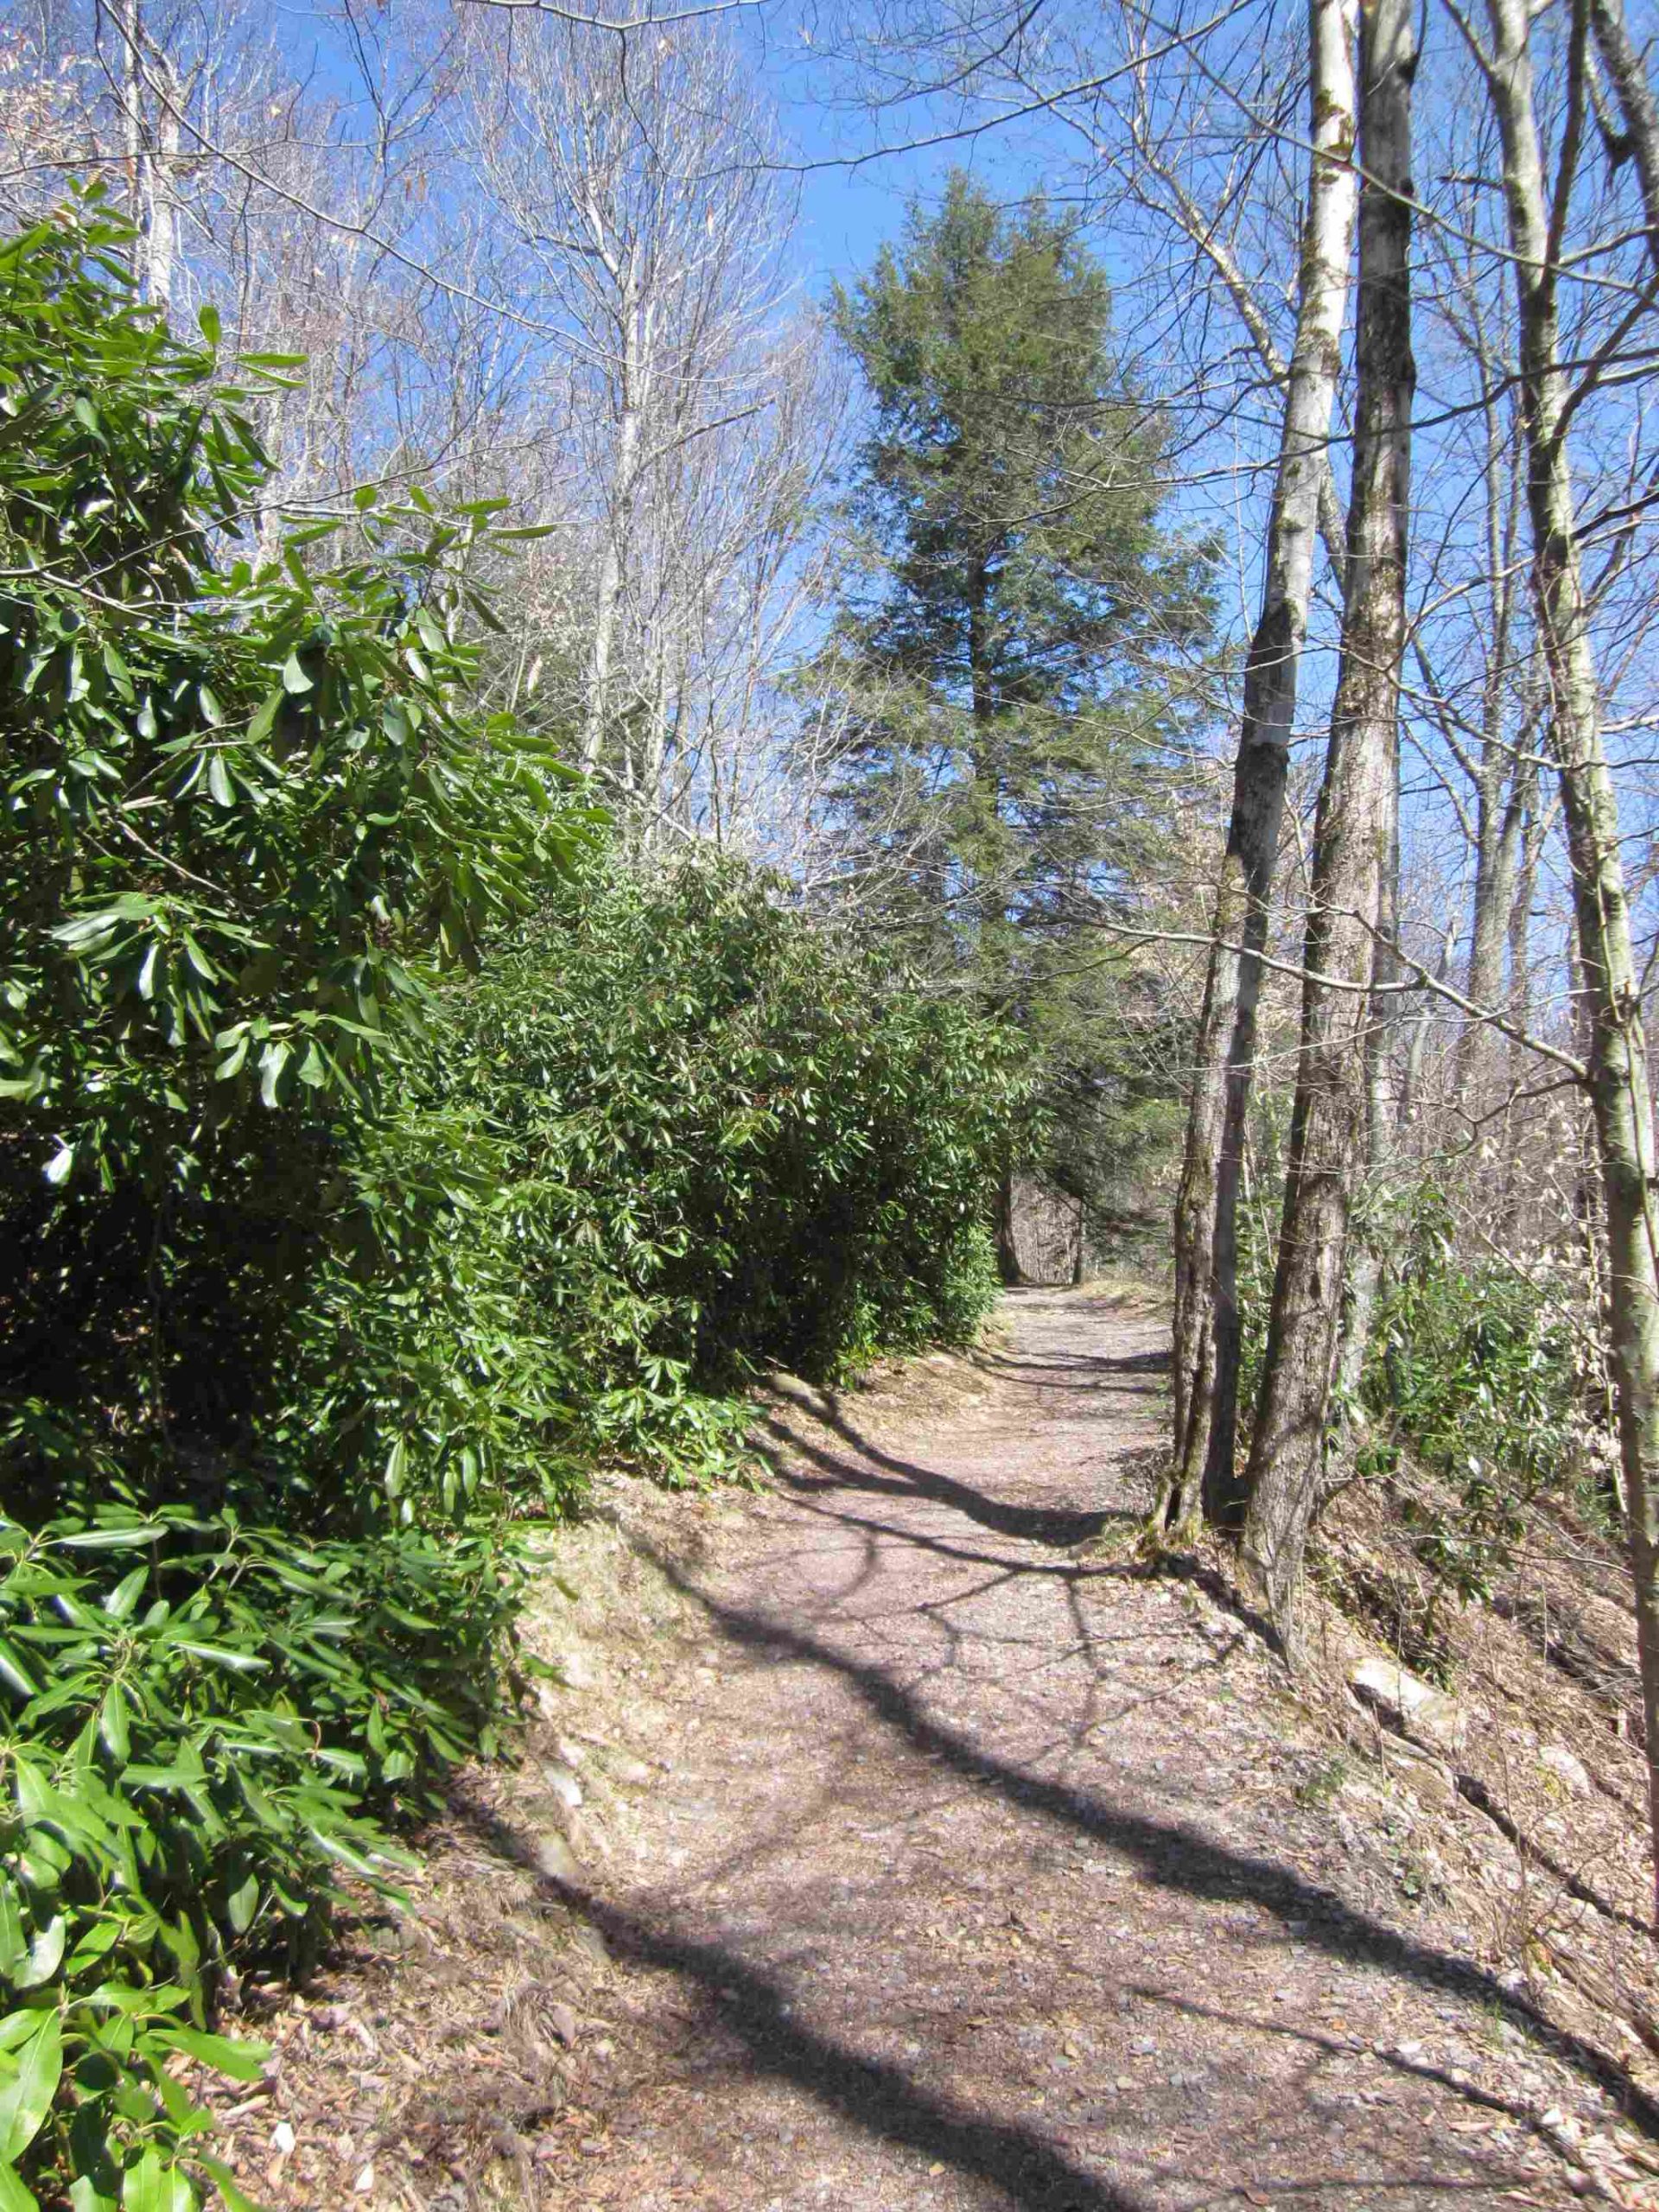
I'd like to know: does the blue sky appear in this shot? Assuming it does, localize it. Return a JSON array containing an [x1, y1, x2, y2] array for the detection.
[[741, 10, 1081, 295]]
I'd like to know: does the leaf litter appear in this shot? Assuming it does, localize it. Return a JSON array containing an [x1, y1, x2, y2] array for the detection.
[[193, 1287, 1659, 2210]]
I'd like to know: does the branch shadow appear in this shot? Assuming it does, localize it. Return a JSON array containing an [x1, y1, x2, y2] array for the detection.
[[632, 1536, 1659, 2140], [752, 1413, 1138, 1550], [1132, 1986, 1542, 2142], [969, 1346, 1173, 1388], [450, 1787, 1144, 2212]]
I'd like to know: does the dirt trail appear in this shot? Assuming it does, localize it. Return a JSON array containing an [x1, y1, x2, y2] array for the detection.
[[539, 1287, 1591, 2210]]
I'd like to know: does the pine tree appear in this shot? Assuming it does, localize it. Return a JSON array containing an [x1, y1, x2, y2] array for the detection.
[[815, 171, 1217, 1241]]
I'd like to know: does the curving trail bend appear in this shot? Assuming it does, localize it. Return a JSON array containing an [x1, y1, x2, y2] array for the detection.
[[556, 1287, 1577, 2212]]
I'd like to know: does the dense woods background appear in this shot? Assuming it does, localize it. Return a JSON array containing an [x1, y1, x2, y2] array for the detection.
[[2, 0, 1658, 2200]]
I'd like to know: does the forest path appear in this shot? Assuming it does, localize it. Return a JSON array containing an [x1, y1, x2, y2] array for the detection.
[[549, 1287, 1576, 2212]]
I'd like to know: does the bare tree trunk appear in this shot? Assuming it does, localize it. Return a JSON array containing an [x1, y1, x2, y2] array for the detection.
[[1478, 0, 1659, 1921], [119, 0, 144, 228], [1166, 0, 1359, 1529], [1334, 714, 1401, 1414], [996, 1168, 1022, 1286], [583, 284, 648, 772], [1500, 743, 1544, 1231], [146, 55, 179, 312], [1589, 0, 1659, 261], [1452, 427, 1523, 1111], [118, 2, 179, 311], [1239, 0, 1416, 1637], [1461, 734, 1527, 1090], [1400, 922, 1455, 1135]]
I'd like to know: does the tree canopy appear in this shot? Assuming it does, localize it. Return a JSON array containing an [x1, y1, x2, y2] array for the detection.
[[823, 172, 1215, 932], [815, 172, 1217, 1229]]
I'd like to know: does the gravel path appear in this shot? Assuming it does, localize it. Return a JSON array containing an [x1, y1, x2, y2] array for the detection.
[[556, 1287, 1581, 2211]]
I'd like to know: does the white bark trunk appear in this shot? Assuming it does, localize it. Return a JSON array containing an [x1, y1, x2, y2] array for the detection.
[[1168, 0, 1360, 1526], [582, 284, 649, 772], [1240, 0, 1416, 1635]]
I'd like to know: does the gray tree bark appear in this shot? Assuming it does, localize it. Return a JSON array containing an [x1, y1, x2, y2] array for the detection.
[[1166, 0, 1359, 1528], [1239, 0, 1416, 1637], [1332, 714, 1400, 1418], [1589, 0, 1659, 264], [1452, 422, 1525, 1112], [1477, 0, 1659, 1921]]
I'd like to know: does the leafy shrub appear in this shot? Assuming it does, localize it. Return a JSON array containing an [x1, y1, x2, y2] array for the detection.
[[1236, 1163, 1607, 1605], [0, 201, 586, 1198], [416, 858, 1024, 1487], [0, 1479, 526, 2206], [0, 188, 593, 1529], [0, 201, 1024, 2211], [1363, 1191, 1599, 1599], [121, 859, 1023, 1534], [0, 202, 582, 2208]]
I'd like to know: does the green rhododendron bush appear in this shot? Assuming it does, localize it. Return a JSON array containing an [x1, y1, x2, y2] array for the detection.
[[0, 202, 1021, 2208], [421, 859, 1022, 1484]]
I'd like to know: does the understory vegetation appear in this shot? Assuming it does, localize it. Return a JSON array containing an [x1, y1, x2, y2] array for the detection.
[[1236, 1161, 1612, 1609], [4, 0, 1659, 2179], [0, 207, 1020, 2207]]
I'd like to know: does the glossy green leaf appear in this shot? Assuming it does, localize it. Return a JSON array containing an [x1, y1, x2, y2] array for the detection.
[[192, 2157, 263, 2212], [13, 1916, 64, 1990], [120, 2146, 192, 2212], [0, 2158, 40, 2210], [158, 2031, 269, 2084], [0, 2009, 62, 2162], [0, 1641, 40, 1699]]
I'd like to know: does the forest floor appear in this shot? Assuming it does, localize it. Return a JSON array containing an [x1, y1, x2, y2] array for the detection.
[[216, 1286, 1659, 2212]]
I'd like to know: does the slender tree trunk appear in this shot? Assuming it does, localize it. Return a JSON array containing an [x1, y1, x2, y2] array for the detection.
[[1166, 0, 1359, 1528], [1400, 923, 1454, 1135], [118, 0, 175, 310], [120, 0, 144, 220], [1239, 0, 1416, 1638], [996, 1168, 1022, 1285], [146, 60, 178, 312], [1461, 740, 1528, 1087], [583, 287, 650, 772], [1589, 0, 1659, 260], [1500, 742, 1542, 1232], [1452, 390, 1524, 1112], [1480, 0, 1659, 1920], [1334, 715, 1400, 1414]]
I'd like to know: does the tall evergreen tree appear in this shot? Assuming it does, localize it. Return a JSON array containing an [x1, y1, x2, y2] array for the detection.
[[815, 172, 1217, 1244]]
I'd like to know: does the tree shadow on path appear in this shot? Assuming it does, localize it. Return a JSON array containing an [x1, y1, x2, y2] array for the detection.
[[632, 1537, 1659, 2142], [753, 1411, 1139, 1549], [454, 1786, 1142, 2212]]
